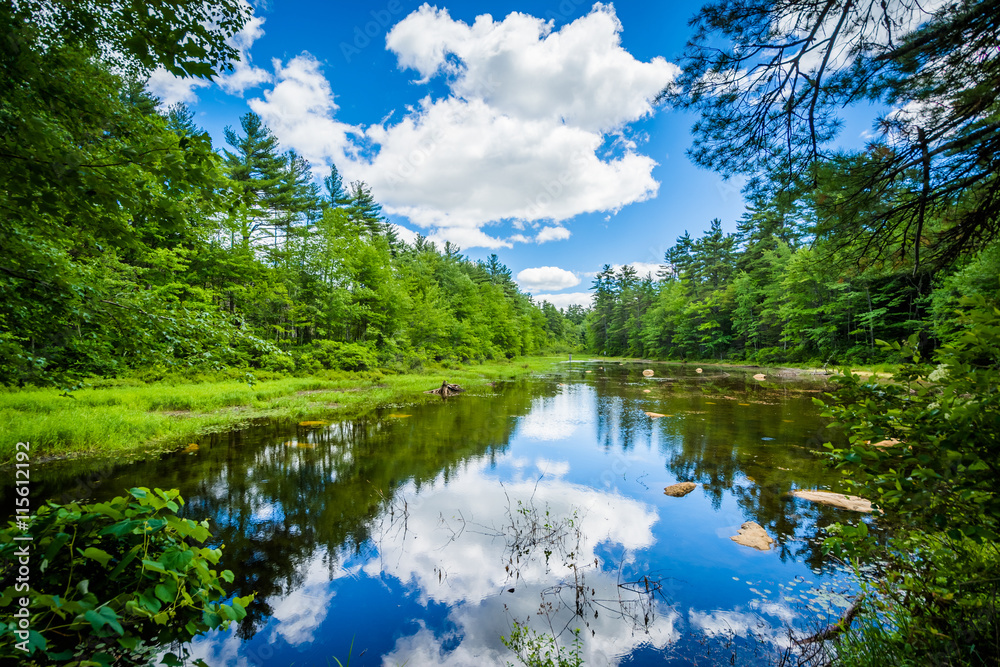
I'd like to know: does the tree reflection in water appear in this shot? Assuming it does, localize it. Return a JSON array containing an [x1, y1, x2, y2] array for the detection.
[[9, 365, 865, 665]]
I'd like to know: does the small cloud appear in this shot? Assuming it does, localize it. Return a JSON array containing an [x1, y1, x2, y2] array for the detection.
[[534, 292, 593, 309], [516, 266, 581, 292], [535, 226, 571, 243], [429, 226, 512, 249], [391, 223, 419, 245], [145, 68, 212, 107], [249, 54, 359, 170], [613, 261, 662, 278]]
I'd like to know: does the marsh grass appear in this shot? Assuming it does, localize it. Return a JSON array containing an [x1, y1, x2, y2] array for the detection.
[[829, 597, 915, 667], [0, 356, 562, 463]]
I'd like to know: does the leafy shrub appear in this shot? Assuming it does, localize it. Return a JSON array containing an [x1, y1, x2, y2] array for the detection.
[[260, 352, 295, 374], [819, 296, 1000, 664], [309, 340, 378, 371], [0, 488, 253, 666]]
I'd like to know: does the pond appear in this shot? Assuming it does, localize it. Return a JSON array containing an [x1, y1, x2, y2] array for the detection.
[[11, 362, 867, 666]]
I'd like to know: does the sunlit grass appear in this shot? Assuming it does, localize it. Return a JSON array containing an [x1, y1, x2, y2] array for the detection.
[[0, 356, 562, 463]]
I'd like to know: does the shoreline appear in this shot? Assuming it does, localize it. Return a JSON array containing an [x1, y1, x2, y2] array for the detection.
[[0, 356, 562, 466], [567, 357, 895, 379]]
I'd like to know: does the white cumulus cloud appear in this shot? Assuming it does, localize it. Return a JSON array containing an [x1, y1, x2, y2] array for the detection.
[[248, 54, 360, 171], [535, 225, 571, 243], [516, 266, 581, 292], [245, 3, 677, 248], [217, 13, 272, 96]]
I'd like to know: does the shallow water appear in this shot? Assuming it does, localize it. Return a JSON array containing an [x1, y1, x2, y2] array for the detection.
[[9, 362, 866, 666]]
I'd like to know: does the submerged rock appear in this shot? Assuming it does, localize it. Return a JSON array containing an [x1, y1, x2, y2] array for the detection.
[[730, 522, 773, 551], [663, 482, 697, 497], [791, 490, 873, 513]]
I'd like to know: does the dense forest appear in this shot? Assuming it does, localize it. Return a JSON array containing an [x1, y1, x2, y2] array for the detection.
[[582, 205, 997, 364], [0, 0, 581, 388]]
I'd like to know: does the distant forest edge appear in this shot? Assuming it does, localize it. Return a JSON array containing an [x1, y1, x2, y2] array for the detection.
[[582, 215, 996, 365]]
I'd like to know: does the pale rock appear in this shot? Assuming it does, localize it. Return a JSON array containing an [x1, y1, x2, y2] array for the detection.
[[730, 521, 774, 551], [664, 482, 697, 497], [792, 490, 873, 513]]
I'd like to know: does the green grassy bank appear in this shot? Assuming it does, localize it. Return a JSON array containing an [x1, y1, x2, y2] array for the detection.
[[0, 356, 563, 464]]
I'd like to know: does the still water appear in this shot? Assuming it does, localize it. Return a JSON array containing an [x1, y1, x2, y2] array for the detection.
[[18, 362, 865, 665]]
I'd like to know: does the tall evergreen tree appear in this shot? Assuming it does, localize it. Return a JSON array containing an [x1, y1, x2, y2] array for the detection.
[[323, 164, 351, 208], [223, 112, 289, 248]]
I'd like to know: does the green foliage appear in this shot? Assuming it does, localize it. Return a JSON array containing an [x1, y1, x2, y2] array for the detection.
[[0, 488, 252, 666], [502, 623, 583, 667], [306, 340, 379, 372], [818, 296, 1000, 664]]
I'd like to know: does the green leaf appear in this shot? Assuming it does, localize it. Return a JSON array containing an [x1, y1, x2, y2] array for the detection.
[[83, 606, 124, 635], [80, 547, 112, 567]]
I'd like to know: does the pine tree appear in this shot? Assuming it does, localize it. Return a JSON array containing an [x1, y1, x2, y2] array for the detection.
[[323, 164, 351, 208], [346, 180, 387, 237], [223, 112, 288, 248], [165, 103, 200, 137]]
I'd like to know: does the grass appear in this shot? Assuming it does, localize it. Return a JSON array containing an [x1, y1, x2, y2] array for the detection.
[[0, 356, 562, 464], [832, 596, 916, 667]]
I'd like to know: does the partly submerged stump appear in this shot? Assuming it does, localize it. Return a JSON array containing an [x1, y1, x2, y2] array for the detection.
[[425, 380, 465, 398]]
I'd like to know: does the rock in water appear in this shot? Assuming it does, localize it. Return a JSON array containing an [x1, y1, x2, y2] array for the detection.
[[791, 490, 873, 513], [731, 522, 774, 550], [663, 482, 697, 497], [642, 369, 655, 377]]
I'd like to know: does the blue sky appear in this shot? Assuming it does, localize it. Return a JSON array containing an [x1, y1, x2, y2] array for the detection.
[[148, 0, 878, 308]]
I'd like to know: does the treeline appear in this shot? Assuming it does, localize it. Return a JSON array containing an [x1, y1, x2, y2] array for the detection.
[[585, 210, 999, 364], [0, 1, 578, 387]]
